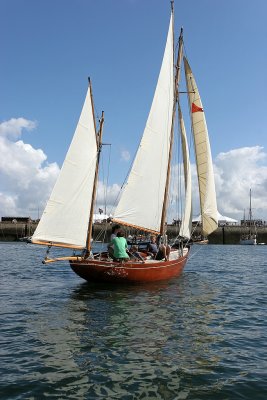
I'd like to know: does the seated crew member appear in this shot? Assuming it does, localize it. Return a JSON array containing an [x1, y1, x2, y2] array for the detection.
[[111, 230, 130, 262], [147, 235, 170, 261], [129, 245, 145, 262], [108, 224, 121, 259]]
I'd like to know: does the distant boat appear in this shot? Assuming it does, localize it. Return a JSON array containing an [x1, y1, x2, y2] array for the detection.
[[18, 236, 32, 243], [193, 238, 209, 245], [240, 189, 257, 245], [31, 4, 218, 283], [126, 235, 151, 248]]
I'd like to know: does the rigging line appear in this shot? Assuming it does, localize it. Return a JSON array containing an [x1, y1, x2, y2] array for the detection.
[[176, 113, 182, 220], [175, 116, 183, 224], [108, 136, 140, 217], [171, 219, 200, 247], [169, 112, 179, 218], [187, 244, 204, 262], [171, 122, 177, 218], [103, 144, 111, 215], [176, 101, 184, 221], [178, 108, 184, 221], [182, 39, 189, 63], [96, 144, 111, 236]]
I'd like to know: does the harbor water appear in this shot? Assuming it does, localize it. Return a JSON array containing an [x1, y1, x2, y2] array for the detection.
[[0, 243, 266, 399]]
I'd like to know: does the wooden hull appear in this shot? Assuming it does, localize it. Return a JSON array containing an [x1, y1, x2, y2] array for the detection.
[[70, 249, 189, 283]]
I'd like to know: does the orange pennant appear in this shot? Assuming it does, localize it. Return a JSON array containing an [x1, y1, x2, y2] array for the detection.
[[192, 102, 204, 113]]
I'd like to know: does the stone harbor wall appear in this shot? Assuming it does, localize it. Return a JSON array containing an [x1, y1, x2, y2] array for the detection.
[[0, 221, 267, 244]]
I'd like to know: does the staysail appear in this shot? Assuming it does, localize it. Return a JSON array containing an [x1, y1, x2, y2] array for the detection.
[[184, 57, 218, 235], [32, 85, 98, 249], [112, 13, 174, 233], [178, 104, 192, 239]]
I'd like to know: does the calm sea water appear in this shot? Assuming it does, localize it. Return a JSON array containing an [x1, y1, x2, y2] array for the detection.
[[0, 243, 266, 399]]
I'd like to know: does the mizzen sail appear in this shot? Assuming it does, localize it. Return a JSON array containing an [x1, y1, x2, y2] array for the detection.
[[112, 14, 174, 233], [32, 85, 98, 248], [184, 57, 218, 235]]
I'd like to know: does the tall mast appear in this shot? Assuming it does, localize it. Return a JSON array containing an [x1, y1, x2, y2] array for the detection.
[[160, 9, 184, 234], [249, 188, 252, 236], [86, 78, 104, 253]]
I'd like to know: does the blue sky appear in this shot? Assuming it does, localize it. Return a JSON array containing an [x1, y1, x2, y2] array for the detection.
[[1, 0, 267, 221]]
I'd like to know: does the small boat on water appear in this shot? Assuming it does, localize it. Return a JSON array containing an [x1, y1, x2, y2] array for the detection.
[[19, 236, 32, 243], [32, 4, 218, 283], [240, 189, 257, 245], [193, 239, 209, 245]]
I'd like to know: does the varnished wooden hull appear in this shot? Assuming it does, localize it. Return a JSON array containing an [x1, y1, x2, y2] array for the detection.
[[70, 249, 189, 283]]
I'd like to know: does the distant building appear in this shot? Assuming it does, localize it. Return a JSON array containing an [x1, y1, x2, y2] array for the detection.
[[172, 219, 181, 226], [241, 219, 263, 227], [1, 217, 31, 223]]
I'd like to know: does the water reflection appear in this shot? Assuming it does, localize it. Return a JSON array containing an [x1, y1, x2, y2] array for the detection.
[[1, 244, 267, 399], [57, 274, 227, 398]]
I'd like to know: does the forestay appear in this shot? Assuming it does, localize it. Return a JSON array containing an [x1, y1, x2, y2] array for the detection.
[[32, 86, 98, 248], [184, 57, 218, 235], [178, 104, 192, 239], [113, 14, 174, 233]]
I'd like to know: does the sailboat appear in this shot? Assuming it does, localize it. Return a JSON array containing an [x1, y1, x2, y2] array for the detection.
[[240, 189, 257, 245], [32, 5, 218, 283]]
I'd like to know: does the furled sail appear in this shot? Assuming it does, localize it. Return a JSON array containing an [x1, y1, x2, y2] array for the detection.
[[112, 14, 174, 233], [32, 85, 98, 248], [178, 104, 192, 239], [184, 57, 218, 235]]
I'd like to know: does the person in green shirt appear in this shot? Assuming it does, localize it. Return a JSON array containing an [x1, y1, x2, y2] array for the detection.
[[111, 230, 129, 261]]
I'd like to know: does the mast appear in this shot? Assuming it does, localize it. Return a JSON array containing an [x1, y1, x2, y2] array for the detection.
[[160, 17, 184, 234], [85, 78, 104, 252]]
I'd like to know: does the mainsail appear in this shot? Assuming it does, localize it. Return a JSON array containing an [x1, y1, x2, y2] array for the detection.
[[184, 57, 218, 235], [32, 85, 98, 249], [112, 13, 174, 233]]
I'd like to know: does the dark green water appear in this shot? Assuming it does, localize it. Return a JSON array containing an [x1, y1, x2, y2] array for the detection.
[[0, 243, 266, 399]]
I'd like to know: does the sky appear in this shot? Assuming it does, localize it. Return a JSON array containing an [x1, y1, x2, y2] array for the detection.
[[1, 0, 267, 223]]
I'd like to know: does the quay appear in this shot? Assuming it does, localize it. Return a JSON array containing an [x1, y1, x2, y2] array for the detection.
[[0, 221, 266, 244]]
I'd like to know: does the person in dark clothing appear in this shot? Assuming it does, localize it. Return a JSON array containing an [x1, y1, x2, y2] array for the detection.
[[147, 235, 170, 261]]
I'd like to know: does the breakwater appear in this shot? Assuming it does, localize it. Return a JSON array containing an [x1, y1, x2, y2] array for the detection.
[[0, 222, 266, 244]]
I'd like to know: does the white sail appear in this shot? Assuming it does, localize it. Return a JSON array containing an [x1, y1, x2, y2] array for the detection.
[[32, 86, 98, 248], [178, 104, 192, 239], [113, 14, 174, 233], [184, 57, 218, 235]]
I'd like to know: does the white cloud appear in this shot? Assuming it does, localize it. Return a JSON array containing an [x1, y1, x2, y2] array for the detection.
[[0, 118, 59, 218], [214, 146, 267, 220], [1, 118, 266, 226], [96, 181, 121, 215], [0, 117, 122, 219], [168, 146, 267, 222], [0, 117, 36, 139], [120, 149, 130, 162]]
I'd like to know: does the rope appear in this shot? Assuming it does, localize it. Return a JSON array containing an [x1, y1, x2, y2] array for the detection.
[[187, 244, 204, 262], [170, 220, 201, 248]]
